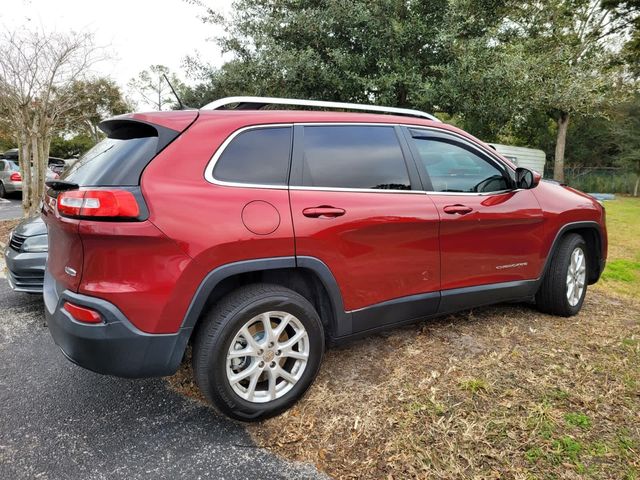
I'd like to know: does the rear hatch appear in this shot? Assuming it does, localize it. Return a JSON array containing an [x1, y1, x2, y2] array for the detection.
[[42, 111, 198, 293]]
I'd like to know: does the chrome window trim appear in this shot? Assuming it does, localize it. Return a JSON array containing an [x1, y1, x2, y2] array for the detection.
[[201, 96, 441, 122], [289, 185, 425, 195], [204, 123, 293, 190], [204, 121, 516, 195]]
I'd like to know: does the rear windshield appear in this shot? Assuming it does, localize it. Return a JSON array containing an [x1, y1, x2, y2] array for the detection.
[[62, 136, 158, 186]]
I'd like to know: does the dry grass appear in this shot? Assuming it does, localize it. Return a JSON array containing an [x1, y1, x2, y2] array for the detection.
[[246, 294, 639, 479], [0, 219, 20, 245], [168, 294, 640, 479]]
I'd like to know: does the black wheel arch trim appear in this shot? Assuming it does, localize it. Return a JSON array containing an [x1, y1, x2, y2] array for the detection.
[[179, 256, 351, 338], [540, 221, 605, 284]]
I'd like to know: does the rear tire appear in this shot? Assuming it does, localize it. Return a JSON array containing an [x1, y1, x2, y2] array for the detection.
[[0, 182, 6, 198], [193, 283, 324, 421], [536, 233, 588, 316]]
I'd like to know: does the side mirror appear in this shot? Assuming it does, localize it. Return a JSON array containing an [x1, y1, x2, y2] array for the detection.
[[516, 167, 541, 189]]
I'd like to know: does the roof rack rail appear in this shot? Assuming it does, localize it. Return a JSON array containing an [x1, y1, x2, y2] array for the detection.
[[200, 96, 440, 122]]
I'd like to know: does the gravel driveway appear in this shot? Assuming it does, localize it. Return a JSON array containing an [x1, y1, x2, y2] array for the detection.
[[0, 259, 326, 480]]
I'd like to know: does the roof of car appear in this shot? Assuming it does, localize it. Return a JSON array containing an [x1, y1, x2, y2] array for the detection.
[[114, 108, 512, 168]]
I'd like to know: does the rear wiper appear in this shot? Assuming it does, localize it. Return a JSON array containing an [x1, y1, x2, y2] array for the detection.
[[45, 180, 79, 191]]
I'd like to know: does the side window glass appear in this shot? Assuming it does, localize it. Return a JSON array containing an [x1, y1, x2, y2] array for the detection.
[[410, 131, 509, 193], [301, 126, 411, 190], [213, 127, 292, 185]]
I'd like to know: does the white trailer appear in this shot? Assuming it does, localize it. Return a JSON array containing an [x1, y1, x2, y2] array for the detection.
[[488, 143, 546, 175]]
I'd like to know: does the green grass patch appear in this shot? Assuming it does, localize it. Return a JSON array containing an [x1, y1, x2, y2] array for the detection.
[[602, 259, 640, 283], [525, 446, 544, 463], [459, 378, 488, 394], [564, 412, 592, 429], [551, 436, 583, 463], [597, 197, 640, 298]]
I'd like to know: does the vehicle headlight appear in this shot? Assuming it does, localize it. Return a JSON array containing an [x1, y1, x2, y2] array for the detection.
[[21, 234, 48, 253]]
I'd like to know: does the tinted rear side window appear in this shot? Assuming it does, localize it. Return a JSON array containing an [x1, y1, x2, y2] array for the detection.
[[213, 127, 292, 185], [63, 136, 159, 186], [300, 126, 410, 190]]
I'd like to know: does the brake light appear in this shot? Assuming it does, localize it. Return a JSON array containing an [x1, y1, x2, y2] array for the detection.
[[63, 301, 102, 324], [10, 172, 21, 182], [57, 189, 140, 219]]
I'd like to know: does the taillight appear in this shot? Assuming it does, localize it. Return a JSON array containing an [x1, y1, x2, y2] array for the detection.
[[57, 189, 140, 219], [10, 172, 21, 182], [63, 301, 102, 324]]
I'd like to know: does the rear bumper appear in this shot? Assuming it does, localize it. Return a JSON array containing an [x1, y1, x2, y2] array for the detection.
[[43, 270, 191, 378], [4, 181, 22, 193], [4, 247, 46, 293]]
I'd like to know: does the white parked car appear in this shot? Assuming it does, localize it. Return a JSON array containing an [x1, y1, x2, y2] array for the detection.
[[0, 158, 59, 198]]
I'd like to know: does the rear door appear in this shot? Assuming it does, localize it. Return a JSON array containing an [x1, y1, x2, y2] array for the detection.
[[289, 124, 440, 336], [403, 127, 545, 295]]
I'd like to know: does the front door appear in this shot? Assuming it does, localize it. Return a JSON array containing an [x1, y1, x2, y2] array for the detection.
[[403, 127, 545, 294]]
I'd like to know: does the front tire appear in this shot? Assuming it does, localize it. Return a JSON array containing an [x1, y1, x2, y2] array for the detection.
[[536, 233, 588, 316], [193, 283, 325, 421]]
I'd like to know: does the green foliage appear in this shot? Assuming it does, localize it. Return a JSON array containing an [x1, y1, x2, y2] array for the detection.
[[185, 0, 514, 109], [563, 169, 639, 195], [49, 134, 95, 159], [64, 78, 131, 140], [184, 0, 640, 184]]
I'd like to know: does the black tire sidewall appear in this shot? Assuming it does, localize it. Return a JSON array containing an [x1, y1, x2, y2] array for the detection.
[[199, 290, 324, 421]]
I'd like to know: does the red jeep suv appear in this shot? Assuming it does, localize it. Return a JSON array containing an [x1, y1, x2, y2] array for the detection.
[[42, 97, 607, 420]]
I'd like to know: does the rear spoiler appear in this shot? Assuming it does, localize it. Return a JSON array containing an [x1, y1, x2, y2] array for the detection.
[[98, 119, 181, 155]]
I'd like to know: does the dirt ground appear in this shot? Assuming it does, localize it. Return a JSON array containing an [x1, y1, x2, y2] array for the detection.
[[168, 291, 639, 479], [0, 219, 20, 245]]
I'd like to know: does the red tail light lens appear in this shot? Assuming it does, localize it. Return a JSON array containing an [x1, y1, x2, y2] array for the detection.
[[10, 172, 21, 182], [63, 301, 102, 324], [57, 189, 140, 219]]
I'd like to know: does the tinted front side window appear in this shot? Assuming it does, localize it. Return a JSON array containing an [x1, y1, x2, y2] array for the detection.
[[213, 127, 292, 185], [410, 132, 509, 193], [301, 126, 411, 190]]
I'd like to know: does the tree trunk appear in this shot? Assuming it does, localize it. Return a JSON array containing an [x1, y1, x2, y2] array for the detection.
[[30, 134, 40, 216], [19, 139, 32, 217], [553, 112, 570, 182], [634, 175, 639, 197]]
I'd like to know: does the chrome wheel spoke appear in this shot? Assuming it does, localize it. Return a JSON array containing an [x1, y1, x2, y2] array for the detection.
[[245, 369, 261, 402], [566, 247, 586, 307], [260, 313, 276, 344], [275, 365, 297, 385], [267, 368, 277, 401], [228, 347, 257, 359], [240, 326, 262, 351], [273, 313, 292, 339], [229, 361, 260, 384], [281, 348, 308, 361], [280, 329, 307, 350]]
